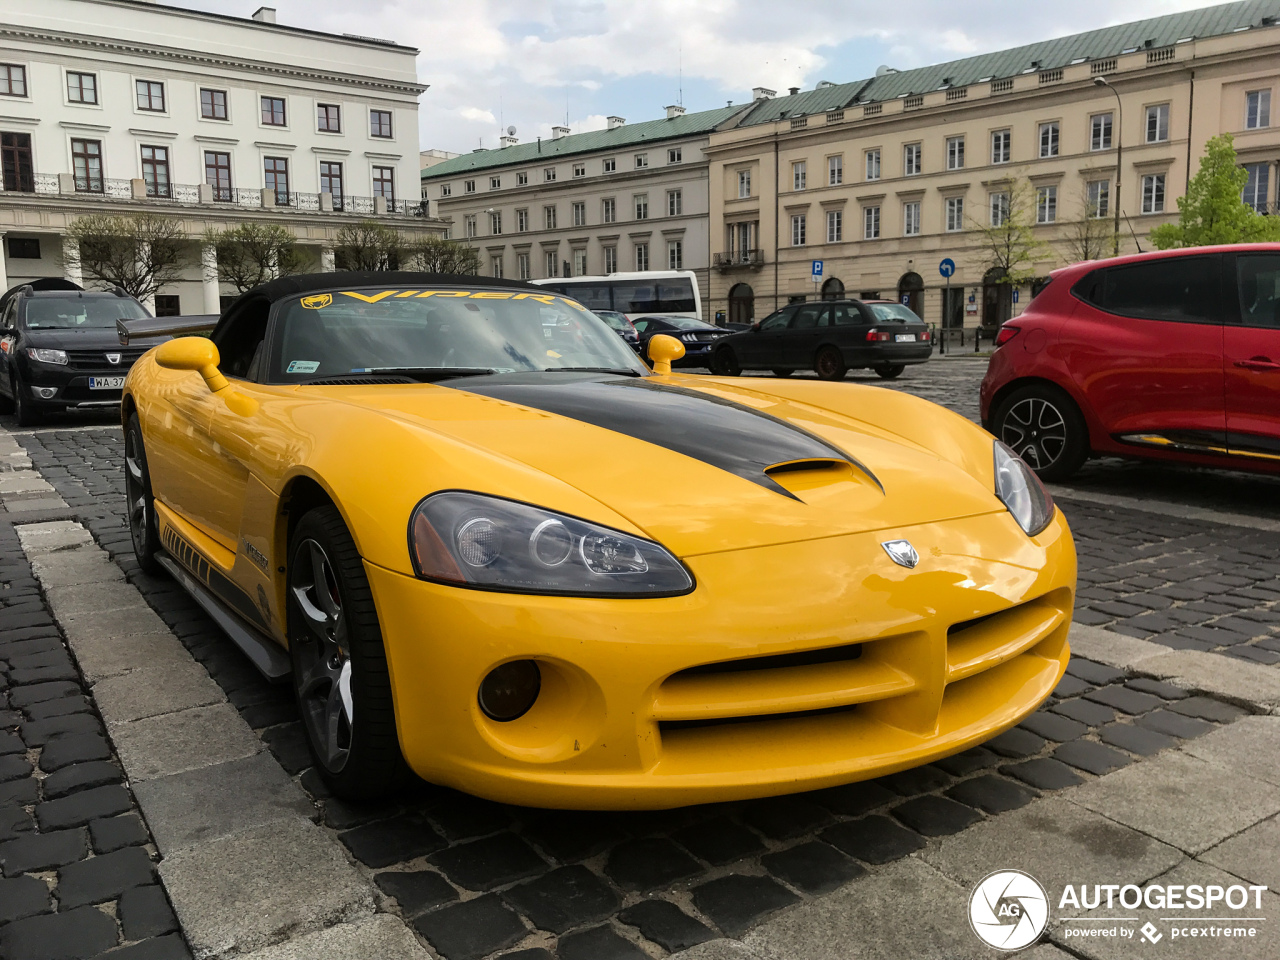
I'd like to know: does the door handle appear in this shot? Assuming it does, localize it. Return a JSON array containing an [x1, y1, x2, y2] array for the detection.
[[1234, 356, 1280, 371]]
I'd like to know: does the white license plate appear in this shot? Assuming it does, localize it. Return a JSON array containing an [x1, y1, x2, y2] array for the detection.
[[895, 334, 917, 342], [89, 376, 125, 390]]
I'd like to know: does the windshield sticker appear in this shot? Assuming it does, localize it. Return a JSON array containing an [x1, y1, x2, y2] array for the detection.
[[286, 360, 320, 374], [328, 290, 574, 307], [301, 294, 332, 310]]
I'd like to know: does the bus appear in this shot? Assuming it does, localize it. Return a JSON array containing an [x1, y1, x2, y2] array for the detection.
[[531, 270, 702, 322]]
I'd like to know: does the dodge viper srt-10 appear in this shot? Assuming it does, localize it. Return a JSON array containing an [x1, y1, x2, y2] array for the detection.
[[119, 271, 1075, 809]]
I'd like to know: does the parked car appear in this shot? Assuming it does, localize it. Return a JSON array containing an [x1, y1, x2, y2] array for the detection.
[[593, 309, 640, 352], [0, 281, 158, 425], [710, 299, 932, 380], [981, 243, 1280, 481], [631, 315, 731, 367]]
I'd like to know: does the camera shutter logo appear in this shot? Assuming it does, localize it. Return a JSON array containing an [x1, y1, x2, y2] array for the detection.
[[969, 869, 1050, 951]]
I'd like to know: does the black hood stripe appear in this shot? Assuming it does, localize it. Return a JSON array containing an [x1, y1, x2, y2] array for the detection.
[[454, 375, 880, 499]]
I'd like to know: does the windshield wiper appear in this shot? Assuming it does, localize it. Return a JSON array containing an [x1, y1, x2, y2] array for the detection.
[[552, 367, 644, 377], [350, 366, 499, 383]]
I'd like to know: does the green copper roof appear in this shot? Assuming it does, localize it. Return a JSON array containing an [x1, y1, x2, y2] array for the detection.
[[420, 104, 745, 180]]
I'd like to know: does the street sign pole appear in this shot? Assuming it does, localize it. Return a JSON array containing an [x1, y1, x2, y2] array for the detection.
[[938, 258, 956, 357]]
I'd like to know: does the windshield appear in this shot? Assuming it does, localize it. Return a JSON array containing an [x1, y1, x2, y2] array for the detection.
[[25, 296, 148, 329], [866, 303, 922, 323], [594, 311, 632, 332], [268, 288, 650, 383]]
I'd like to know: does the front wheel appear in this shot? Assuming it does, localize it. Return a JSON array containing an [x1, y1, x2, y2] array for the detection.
[[993, 384, 1090, 482], [874, 364, 906, 380], [712, 346, 741, 376], [814, 346, 847, 381], [124, 413, 163, 575], [12, 377, 41, 427], [289, 504, 406, 799]]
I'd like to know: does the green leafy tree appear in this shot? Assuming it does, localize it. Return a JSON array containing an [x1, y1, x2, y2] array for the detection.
[[64, 213, 187, 300], [333, 220, 405, 271], [404, 234, 482, 275], [1150, 133, 1280, 249], [969, 176, 1053, 287], [205, 222, 307, 292]]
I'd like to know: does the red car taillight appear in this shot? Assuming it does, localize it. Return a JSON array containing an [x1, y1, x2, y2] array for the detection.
[[995, 325, 1021, 347], [865, 329, 892, 342], [920, 329, 932, 341]]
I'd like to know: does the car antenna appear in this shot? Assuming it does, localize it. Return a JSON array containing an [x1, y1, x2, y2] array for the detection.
[[1123, 212, 1143, 254]]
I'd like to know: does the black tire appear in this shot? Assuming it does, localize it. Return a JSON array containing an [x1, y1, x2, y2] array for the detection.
[[289, 504, 407, 799], [771, 369, 793, 378], [814, 346, 847, 381], [992, 383, 1090, 482], [712, 346, 741, 376], [12, 376, 41, 427], [124, 413, 163, 576], [875, 364, 906, 380], [0, 377, 13, 415]]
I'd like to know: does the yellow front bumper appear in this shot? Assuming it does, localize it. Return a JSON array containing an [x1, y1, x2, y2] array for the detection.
[[366, 508, 1075, 810]]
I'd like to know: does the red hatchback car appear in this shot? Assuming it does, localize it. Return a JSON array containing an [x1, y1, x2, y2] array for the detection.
[[981, 244, 1280, 481]]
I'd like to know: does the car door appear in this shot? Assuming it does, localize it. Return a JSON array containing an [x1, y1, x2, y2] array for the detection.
[[1225, 251, 1280, 461], [738, 307, 794, 367], [1066, 254, 1225, 445], [784, 303, 828, 368], [0, 298, 17, 395]]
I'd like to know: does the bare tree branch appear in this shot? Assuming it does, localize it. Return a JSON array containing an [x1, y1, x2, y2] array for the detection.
[[64, 213, 188, 300]]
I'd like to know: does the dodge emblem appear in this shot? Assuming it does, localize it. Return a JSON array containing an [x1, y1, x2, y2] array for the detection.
[[106, 353, 122, 365], [881, 539, 919, 569]]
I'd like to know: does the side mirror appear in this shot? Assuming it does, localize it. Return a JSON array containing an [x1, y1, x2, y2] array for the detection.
[[647, 334, 686, 375], [750, 322, 761, 332], [155, 336, 229, 394]]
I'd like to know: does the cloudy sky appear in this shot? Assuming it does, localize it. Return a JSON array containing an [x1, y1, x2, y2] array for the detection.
[[190, 0, 1232, 152]]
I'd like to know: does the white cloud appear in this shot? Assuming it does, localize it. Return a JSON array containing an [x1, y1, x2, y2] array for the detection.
[[459, 107, 497, 124]]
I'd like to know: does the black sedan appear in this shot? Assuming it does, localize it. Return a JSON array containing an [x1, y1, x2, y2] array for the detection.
[[631, 315, 732, 368], [593, 310, 641, 353], [0, 284, 159, 425], [709, 299, 931, 380]]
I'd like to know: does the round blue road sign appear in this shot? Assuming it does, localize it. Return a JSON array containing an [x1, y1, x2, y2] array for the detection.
[[939, 258, 956, 278]]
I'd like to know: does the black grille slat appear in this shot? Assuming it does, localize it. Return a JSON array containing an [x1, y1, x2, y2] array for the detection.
[[675, 642, 863, 678], [66, 348, 145, 371]]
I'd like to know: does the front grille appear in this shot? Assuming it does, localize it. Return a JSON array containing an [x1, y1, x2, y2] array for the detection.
[[66, 348, 145, 371]]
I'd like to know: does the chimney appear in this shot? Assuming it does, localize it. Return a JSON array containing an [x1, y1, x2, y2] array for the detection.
[[607, 116, 626, 130], [664, 105, 685, 119], [500, 135, 518, 148], [551, 125, 570, 139], [251, 6, 276, 23], [788, 86, 800, 96], [752, 87, 776, 101]]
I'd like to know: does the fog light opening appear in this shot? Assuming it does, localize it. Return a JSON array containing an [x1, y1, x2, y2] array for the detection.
[[33, 386, 57, 400], [478, 659, 542, 722]]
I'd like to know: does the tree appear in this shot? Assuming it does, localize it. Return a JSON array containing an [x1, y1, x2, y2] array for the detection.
[[1150, 133, 1280, 249], [1060, 186, 1117, 264], [205, 222, 307, 292], [64, 213, 187, 300], [404, 235, 481, 275], [969, 176, 1053, 287], [333, 220, 405, 271]]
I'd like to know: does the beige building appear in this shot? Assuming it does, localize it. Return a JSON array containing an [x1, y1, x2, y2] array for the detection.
[[706, 0, 1280, 329], [419, 105, 750, 317]]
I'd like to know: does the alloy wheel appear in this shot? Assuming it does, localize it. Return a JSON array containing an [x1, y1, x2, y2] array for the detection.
[[124, 427, 149, 554], [1001, 397, 1068, 470], [291, 538, 354, 772]]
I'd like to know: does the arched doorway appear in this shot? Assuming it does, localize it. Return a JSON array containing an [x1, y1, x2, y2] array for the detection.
[[897, 272, 924, 319], [982, 267, 1012, 327], [821, 277, 845, 300], [728, 283, 754, 326]]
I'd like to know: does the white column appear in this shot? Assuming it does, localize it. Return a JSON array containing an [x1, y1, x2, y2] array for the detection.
[[0, 233, 8, 293], [201, 243, 221, 315], [319, 246, 335, 272], [62, 236, 83, 287]]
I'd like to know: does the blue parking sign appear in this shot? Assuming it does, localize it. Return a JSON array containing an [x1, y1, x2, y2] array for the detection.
[[812, 260, 823, 279]]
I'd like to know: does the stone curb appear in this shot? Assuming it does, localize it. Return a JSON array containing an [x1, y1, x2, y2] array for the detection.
[[1049, 487, 1280, 533]]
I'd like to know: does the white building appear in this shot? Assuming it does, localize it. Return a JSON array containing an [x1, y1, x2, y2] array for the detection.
[[0, 0, 446, 313]]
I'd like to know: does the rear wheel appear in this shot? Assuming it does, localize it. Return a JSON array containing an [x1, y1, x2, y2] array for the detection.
[[124, 413, 163, 575], [993, 384, 1090, 482], [814, 346, 847, 381], [712, 346, 741, 376], [771, 369, 793, 378], [12, 376, 41, 427], [289, 504, 407, 799], [874, 364, 906, 380]]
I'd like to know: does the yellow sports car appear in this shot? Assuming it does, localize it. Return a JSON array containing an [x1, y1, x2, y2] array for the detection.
[[119, 271, 1075, 810]]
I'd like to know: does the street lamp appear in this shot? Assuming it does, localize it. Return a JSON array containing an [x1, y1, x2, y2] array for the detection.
[[1094, 76, 1123, 257]]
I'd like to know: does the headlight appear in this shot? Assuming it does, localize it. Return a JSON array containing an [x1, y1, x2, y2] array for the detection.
[[993, 441, 1055, 536], [409, 492, 694, 597], [26, 348, 68, 365]]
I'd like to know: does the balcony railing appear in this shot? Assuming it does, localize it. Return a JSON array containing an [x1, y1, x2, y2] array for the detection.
[[713, 249, 766, 271]]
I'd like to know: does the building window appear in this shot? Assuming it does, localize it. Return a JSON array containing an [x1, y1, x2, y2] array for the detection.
[[828, 155, 843, 185], [545, 250, 558, 277], [464, 180, 476, 194], [517, 171, 528, 185], [136, 80, 165, 112], [464, 215, 477, 238], [738, 170, 751, 198], [153, 295, 181, 317], [489, 210, 502, 235], [604, 246, 617, 274], [1141, 173, 1166, 213], [865, 148, 881, 180], [1146, 104, 1169, 143], [372, 167, 396, 202], [863, 205, 880, 240], [317, 103, 341, 133], [827, 209, 843, 243], [1246, 90, 1271, 130], [200, 89, 228, 120], [487, 176, 500, 190], [602, 198, 616, 223], [140, 145, 170, 198], [573, 162, 585, 178], [439, 184, 452, 197], [265, 157, 289, 204], [320, 161, 344, 209], [572, 202, 586, 227], [0, 64, 28, 98], [667, 240, 683, 270], [516, 252, 530, 279], [1036, 185, 1057, 223], [990, 192, 1009, 226], [634, 195, 648, 220], [1087, 179, 1110, 218], [945, 196, 964, 232], [904, 143, 921, 176], [603, 158, 616, 173], [516, 209, 528, 232], [903, 201, 920, 236], [946, 136, 965, 170], [7, 238, 40, 259], [67, 72, 97, 105], [793, 161, 807, 191], [574, 249, 588, 276], [72, 139, 104, 193], [490, 255, 504, 279], [667, 189, 682, 216], [668, 147, 682, 164], [791, 214, 807, 246], [544, 167, 556, 182], [1243, 163, 1270, 212], [1090, 113, 1113, 151], [261, 96, 286, 126], [634, 154, 648, 169], [544, 205, 557, 229], [635, 243, 649, 271], [370, 109, 393, 138], [991, 130, 1010, 164], [204, 150, 231, 201], [1039, 121, 1059, 158]]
